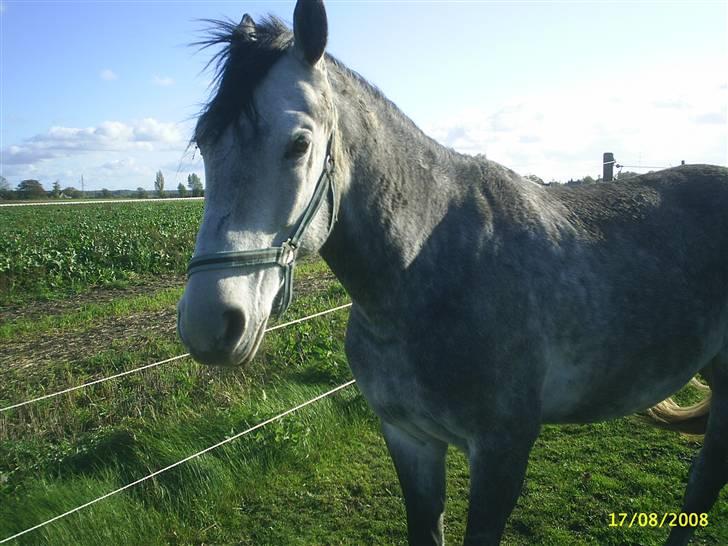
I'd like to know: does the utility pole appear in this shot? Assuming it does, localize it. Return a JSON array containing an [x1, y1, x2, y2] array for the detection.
[[81, 175, 85, 197], [603, 152, 614, 182]]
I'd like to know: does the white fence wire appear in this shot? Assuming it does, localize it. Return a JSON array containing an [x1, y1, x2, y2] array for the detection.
[[0, 303, 352, 414], [0, 379, 357, 544]]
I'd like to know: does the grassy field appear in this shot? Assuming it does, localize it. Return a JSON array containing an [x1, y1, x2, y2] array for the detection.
[[0, 200, 203, 305], [0, 203, 725, 544]]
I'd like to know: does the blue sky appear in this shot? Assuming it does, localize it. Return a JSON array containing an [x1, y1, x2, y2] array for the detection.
[[1, 1, 726, 191]]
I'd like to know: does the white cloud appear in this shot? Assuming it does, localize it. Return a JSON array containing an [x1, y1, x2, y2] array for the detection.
[[694, 111, 727, 125], [423, 58, 728, 181], [2, 118, 186, 166], [100, 69, 118, 81], [99, 158, 139, 172], [3, 145, 56, 165], [152, 75, 175, 87], [132, 118, 183, 143], [1, 119, 197, 191]]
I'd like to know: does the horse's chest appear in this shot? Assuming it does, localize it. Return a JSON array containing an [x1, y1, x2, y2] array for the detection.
[[353, 358, 419, 418], [345, 319, 469, 446], [358, 365, 465, 446]]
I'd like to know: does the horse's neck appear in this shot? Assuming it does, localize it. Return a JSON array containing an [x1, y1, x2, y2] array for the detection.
[[320, 64, 468, 314]]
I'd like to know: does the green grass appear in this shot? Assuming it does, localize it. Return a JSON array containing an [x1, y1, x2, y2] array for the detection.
[[0, 287, 183, 342], [0, 200, 203, 304], [1, 260, 726, 545]]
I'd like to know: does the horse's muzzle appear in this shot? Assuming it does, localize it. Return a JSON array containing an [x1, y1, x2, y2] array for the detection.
[[177, 293, 266, 368]]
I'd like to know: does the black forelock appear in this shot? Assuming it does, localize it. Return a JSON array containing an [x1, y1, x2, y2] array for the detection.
[[192, 16, 294, 145]]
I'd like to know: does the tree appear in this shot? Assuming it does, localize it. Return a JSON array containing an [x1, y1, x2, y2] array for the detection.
[[52, 180, 62, 198], [0, 176, 12, 200], [62, 186, 82, 199], [524, 174, 546, 186], [100, 188, 112, 198], [154, 170, 165, 197], [565, 175, 596, 187], [187, 173, 203, 197], [616, 170, 640, 180], [136, 187, 148, 199], [177, 183, 187, 198], [17, 179, 46, 199]]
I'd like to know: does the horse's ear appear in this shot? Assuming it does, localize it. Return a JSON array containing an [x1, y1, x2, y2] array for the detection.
[[293, 0, 328, 66], [237, 13, 257, 41]]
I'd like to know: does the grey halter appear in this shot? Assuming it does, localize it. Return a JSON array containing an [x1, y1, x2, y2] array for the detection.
[[186, 136, 337, 316]]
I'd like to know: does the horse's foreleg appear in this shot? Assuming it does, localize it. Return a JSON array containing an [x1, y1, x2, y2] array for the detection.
[[464, 422, 540, 545], [666, 349, 728, 546], [382, 422, 448, 546]]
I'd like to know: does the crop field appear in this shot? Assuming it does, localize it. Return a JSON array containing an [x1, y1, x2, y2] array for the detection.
[[0, 201, 203, 305], [0, 201, 725, 545]]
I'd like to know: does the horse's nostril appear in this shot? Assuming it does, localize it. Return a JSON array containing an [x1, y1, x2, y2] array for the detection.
[[222, 308, 245, 347]]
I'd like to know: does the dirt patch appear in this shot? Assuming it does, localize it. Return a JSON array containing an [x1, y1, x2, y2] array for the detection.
[[0, 268, 340, 372], [293, 269, 338, 297], [0, 308, 179, 371], [0, 274, 186, 325]]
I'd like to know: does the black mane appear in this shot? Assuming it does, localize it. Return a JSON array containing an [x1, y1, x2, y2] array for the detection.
[[192, 14, 429, 152], [193, 16, 294, 144]]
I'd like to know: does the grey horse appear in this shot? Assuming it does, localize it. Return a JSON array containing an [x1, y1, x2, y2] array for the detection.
[[177, 1, 728, 544]]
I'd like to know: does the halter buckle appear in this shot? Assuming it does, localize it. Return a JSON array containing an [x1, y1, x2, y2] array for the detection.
[[278, 240, 297, 267]]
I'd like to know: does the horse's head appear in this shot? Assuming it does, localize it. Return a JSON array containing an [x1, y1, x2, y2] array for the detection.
[[178, 0, 337, 367]]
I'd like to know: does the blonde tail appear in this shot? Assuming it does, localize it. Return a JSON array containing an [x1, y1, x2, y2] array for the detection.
[[645, 377, 712, 435]]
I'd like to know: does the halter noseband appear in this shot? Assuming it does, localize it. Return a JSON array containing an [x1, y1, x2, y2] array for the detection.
[[186, 136, 337, 316]]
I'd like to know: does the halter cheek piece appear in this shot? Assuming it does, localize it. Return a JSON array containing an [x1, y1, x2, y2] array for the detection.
[[186, 136, 337, 316]]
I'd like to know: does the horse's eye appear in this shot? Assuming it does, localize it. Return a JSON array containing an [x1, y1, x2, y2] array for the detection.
[[286, 134, 310, 159]]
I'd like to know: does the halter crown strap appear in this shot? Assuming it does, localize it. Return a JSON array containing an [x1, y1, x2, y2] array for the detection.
[[186, 136, 336, 317]]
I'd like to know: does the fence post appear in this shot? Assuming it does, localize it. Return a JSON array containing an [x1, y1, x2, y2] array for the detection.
[[603, 152, 614, 182]]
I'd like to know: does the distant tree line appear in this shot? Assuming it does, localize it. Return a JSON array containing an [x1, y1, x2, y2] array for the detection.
[[565, 175, 600, 186], [562, 171, 642, 185], [0, 173, 204, 200], [0, 178, 84, 200], [523, 171, 643, 187]]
